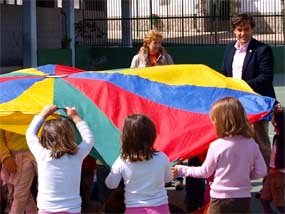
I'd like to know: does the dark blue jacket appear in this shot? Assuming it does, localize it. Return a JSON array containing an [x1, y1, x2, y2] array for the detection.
[[221, 38, 276, 99]]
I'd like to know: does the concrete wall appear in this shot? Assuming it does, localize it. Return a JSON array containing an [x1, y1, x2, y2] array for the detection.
[[0, 5, 62, 67], [0, 5, 23, 66], [0, 4, 108, 68]]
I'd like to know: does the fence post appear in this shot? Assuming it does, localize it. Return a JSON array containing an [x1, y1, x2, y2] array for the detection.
[[23, 0, 37, 67], [62, 0, 75, 67], [122, 0, 132, 47]]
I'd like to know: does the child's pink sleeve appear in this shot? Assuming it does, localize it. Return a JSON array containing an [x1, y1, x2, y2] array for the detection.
[[177, 144, 218, 178], [250, 144, 267, 179]]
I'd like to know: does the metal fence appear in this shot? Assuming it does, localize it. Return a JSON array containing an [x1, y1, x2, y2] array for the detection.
[[76, 0, 285, 46]]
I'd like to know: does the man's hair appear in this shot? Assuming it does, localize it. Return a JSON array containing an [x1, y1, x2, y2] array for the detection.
[[40, 117, 78, 159], [231, 13, 255, 30], [121, 114, 157, 162], [210, 97, 254, 138]]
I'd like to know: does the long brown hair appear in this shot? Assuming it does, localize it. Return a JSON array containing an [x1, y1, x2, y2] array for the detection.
[[210, 97, 254, 138], [40, 117, 78, 159], [121, 114, 157, 162]]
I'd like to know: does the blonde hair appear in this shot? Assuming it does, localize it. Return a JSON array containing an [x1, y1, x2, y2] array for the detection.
[[210, 97, 254, 138], [143, 30, 163, 48], [40, 117, 78, 159]]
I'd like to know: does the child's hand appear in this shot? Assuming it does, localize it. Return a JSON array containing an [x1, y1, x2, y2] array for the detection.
[[39, 105, 57, 119], [65, 107, 82, 123], [3, 157, 17, 174], [171, 166, 178, 178]]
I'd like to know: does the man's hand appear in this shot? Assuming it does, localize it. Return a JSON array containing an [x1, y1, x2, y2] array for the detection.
[[3, 157, 17, 174]]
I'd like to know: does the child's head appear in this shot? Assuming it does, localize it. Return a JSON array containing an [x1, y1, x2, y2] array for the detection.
[[40, 117, 78, 159], [121, 114, 156, 162], [272, 104, 284, 138], [210, 97, 254, 138]]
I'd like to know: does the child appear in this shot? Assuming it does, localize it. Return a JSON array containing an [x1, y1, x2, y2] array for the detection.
[[0, 130, 37, 214], [105, 114, 173, 214], [172, 97, 267, 213], [26, 105, 94, 214], [261, 104, 284, 213]]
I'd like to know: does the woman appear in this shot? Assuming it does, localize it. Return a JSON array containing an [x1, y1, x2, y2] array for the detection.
[[130, 30, 173, 68]]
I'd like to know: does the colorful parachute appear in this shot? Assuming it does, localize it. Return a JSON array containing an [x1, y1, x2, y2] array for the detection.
[[0, 64, 275, 165]]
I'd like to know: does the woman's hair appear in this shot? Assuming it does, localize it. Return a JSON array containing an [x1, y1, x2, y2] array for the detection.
[[231, 13, 255, 30], [121, 114, 157, 162], [143, 29, 163, 47], [40, 117, 78, 159], [210, 97, 254, 138]]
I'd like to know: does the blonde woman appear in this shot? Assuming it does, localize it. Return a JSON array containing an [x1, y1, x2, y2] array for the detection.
[[130, 30, 173, 68]]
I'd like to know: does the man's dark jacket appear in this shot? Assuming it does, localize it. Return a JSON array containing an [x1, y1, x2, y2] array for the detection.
[[221, 38, 276, 99]]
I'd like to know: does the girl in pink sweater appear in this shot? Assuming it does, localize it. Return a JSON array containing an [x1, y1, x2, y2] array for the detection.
[[172, 97, 267, 213]]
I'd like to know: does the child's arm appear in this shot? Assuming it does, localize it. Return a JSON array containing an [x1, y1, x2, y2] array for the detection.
[[66, 107, 94, 158], [173, 144, 217, 179], [250, 144, 267, 180], [26, 105, 58, 157], [105, 157, 123, 189]]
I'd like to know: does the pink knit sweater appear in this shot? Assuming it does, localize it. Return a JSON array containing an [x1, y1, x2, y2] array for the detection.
[[177, 135, 267, 199]]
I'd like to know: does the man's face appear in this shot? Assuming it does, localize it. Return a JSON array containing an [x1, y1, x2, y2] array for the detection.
[[233, 23, 253, 46]]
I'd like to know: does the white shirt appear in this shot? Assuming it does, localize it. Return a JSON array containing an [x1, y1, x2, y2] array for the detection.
[[26, 115, 94, 213], [105, 152, 172, 207], [232, 41, 250, 79]]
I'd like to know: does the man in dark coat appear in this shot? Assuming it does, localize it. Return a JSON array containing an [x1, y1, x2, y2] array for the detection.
[[221, 13, 276, 165]]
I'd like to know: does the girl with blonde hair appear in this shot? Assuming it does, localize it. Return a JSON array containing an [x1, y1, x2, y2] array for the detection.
[[172, 97, 267, 213]]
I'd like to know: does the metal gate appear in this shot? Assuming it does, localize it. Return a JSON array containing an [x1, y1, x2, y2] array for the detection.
[[76, 0, 285, 46]]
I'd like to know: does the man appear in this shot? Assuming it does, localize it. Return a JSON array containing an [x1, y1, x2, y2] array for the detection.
[[221, 13, 276, 166]]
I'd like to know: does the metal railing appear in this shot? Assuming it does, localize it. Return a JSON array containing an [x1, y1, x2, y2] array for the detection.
[[75, 0, 285, 46]]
